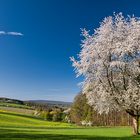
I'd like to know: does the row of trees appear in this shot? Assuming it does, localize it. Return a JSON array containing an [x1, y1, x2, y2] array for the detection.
[[26, 92, 133, 126], [70, 93, 132, 126], [29, 93, 132, 126], [33, 106, 68, 122]]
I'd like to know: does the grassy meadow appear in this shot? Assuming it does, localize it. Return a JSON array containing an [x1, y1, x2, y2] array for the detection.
[[0, 108, 140, 140]]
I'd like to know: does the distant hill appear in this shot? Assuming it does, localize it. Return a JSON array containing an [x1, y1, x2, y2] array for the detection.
[[0, 97, 72, 108], [26, 100, 72, 107], [0, 97, 24, 105]]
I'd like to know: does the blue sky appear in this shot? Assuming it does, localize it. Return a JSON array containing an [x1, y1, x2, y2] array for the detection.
[[0, 0, 139, 101]]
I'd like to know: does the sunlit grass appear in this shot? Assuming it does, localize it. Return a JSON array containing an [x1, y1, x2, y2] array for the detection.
[[0, 111, 140, 140]]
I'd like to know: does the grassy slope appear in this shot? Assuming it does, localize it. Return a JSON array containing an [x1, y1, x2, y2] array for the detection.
[[0, 102, 31, 109], [0, 111, 72, 128], [0, 106, 34, 116], [0, 111, 140, 140]]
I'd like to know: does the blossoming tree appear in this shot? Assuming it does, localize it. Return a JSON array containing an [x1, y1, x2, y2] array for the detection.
[[71, 13, 140, 135]]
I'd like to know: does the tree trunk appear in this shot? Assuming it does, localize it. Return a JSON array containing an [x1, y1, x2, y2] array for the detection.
[[132, 116, 139, 135]]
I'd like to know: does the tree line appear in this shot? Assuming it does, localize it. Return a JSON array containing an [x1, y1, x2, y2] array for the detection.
[[25, 93, 133, 126], [70, 93, 132, 126]]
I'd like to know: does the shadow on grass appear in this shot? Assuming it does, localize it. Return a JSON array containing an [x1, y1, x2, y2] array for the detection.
[[0, 129, 140, 140], [0, 125, 96, 130]]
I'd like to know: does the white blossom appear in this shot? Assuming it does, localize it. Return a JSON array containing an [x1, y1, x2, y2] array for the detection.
[[71, 13, 140, 116]]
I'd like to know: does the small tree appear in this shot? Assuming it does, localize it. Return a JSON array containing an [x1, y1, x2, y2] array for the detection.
[[70, 93, 93, 125], [71, 13, 140, 135], [50, 109, 63, 122]]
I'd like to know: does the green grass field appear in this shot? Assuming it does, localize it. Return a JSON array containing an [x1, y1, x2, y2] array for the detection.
[[0, 110, 140, 140], [0, 102, 32, 109]]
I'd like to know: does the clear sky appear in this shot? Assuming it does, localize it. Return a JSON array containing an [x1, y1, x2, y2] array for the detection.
[[0, 0, 139, 102]]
